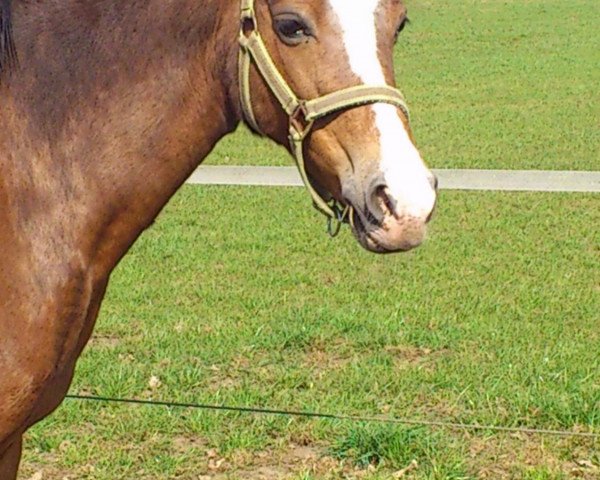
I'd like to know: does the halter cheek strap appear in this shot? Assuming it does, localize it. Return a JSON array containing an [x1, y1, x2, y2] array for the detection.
[[238, 0, 411, 223]]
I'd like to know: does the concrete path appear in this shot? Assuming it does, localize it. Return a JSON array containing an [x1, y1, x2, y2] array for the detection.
[[187, 166, 600, 193]]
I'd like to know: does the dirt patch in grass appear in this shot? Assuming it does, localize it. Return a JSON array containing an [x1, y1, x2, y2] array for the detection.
[[205, 444, 381, 480], [384, 345, 450, 371], [87, 333, 121, 349], [301, 343, 354, 373], [171, 435, 209, 455], [21, 460, 95, 480], [466, 433, 599, 479]]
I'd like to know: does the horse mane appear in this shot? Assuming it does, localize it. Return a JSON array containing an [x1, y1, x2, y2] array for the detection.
[[0, 0, 17, 75]]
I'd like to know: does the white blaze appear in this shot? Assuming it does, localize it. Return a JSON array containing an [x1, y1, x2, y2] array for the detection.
[[327, 0, 436, 219]]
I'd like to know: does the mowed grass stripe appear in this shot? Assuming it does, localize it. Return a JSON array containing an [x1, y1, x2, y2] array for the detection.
[[23, 186, 599, 479], [206, 0, 599, 171]]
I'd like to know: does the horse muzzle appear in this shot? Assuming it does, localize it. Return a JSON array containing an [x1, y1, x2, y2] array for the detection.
[[344, 172, 438, 254]]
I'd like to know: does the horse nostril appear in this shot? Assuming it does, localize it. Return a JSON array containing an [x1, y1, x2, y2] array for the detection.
[[373, 185, 396, 218]]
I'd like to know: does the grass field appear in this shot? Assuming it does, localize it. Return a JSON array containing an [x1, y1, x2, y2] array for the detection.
[[207, 0, 599, 171], [21, 187, 599, 479], [20, 0, 599, 479]]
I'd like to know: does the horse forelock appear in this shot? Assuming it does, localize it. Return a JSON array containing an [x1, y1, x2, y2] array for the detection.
[[0, 0, 17, 76]]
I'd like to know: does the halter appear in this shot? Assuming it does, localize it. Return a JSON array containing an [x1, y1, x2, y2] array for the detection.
[[238, 0, 411, 232]]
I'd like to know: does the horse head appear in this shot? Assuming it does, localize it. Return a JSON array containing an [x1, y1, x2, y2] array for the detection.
[[238, 0, 438, 253]]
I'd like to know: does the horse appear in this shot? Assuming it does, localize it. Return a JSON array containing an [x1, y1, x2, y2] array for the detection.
[[0, 0, 438, 477]]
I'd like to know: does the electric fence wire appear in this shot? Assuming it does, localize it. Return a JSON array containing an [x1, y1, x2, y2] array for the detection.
[[65, 394, 600, 440]]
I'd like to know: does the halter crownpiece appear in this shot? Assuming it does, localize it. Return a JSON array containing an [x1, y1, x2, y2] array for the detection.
[[238, 0, 411, 225]]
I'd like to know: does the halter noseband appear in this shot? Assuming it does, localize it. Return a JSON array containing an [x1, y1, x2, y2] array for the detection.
[[238, 0, 411, 228]]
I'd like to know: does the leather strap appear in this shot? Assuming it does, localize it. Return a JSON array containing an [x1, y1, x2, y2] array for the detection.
[[240, 32, 300, 118], [305, 85, 409, 122]]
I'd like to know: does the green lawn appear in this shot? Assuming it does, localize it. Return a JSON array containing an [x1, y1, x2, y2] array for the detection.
[[207, 0, 599, 171], [21, 187, 599, 479]]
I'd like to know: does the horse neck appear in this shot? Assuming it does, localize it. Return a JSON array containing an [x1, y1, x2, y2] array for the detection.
[[0, 0, 243, 274]]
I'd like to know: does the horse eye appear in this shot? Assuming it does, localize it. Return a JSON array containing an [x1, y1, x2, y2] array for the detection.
[[275, 17, 310, 45]]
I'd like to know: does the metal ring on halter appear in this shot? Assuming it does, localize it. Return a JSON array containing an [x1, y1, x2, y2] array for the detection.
[[326, 203, 350, 237]]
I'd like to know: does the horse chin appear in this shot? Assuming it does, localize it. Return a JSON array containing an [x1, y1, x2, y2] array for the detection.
[[350, 208, 425, 254]]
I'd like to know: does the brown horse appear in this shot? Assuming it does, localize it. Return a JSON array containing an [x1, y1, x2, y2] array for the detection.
[[0, 0, 437, 477]]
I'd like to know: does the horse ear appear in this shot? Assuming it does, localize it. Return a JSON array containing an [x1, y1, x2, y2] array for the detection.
[[0, 0, 18, 74]]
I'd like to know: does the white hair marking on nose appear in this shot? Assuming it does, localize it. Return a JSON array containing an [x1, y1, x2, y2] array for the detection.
[[327, 0, 436, 219]]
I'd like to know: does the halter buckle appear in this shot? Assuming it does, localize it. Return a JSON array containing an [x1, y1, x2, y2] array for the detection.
[[290, 103, 314, 139]]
